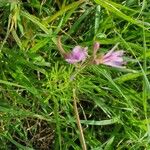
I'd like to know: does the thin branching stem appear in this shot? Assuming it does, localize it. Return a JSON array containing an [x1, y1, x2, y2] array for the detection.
[[73, 88, 87, 150]]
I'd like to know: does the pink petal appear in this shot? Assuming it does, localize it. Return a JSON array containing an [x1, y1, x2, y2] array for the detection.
[[103, 57, 123, 63], [65, 58, 79, 64], [103, 49, 114, 58], [65, 46, 88, 64], [103, 61, 123, 67], [72, 46, 83, 53]]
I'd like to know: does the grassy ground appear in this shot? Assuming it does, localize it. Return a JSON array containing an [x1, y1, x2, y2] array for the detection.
[[0, 0, 150, 149]]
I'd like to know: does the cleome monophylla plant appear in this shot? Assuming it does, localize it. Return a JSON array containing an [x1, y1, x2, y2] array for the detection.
[[57, 37, 127, 150]]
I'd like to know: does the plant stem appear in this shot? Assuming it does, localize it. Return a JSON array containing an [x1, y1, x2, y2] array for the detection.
[[73, 89, 87, 150]]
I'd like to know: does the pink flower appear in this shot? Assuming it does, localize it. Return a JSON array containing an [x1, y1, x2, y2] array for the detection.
[[65, 46, 88, 64], [94, 44, 125, 68]]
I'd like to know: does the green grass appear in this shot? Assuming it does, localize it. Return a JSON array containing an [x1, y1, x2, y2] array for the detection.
[[0, 0, 150, 149]]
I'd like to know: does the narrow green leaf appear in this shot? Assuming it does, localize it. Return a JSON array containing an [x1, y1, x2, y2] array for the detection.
[[42, 0, 85, 24], [21, 11, 51, 34], [114, 71, 150, 83], [94, 0, 147, 29], [80, 117, 119, 125], [95, 5, 101, 34], [4, 134, 34, 150], [30, 38, 50, 53], [11, 29, 24, 50], [0, 79, 24, 88], [104, 137, 114, 150], [68, 7, 93, 35]]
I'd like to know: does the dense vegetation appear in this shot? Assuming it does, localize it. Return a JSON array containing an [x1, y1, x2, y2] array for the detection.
[[0, 0, 150, 149]]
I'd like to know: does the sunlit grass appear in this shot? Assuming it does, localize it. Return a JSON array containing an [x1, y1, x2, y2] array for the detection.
[[0, 0, 150, 149]]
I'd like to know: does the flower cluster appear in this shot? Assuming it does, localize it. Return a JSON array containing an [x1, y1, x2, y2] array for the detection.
[[57, 37, 126, 68]]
